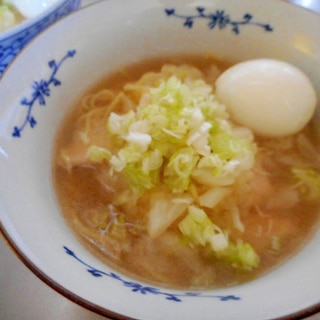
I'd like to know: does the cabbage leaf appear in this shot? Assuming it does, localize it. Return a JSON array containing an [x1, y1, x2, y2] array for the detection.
[[0, 2, 17, 32], [179, 205, 259, 270], [292, 166, 320, 201]]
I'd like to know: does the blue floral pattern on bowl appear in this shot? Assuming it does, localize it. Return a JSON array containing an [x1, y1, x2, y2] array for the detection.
[[63, 246, 241, 303], [0, 0, 81, 77], [165, 7, 273, 34], [12, 49, 76, 138]]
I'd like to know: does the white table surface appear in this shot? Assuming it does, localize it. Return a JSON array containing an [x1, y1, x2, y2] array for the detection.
[[1, 1, 320, 319]]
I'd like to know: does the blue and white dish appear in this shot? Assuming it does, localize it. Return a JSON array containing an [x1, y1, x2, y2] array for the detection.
[[0, 0, 320, 319], [0, 0, 81, 77]]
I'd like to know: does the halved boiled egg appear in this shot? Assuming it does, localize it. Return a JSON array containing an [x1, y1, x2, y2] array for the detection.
[[215, 59, 317, 137]]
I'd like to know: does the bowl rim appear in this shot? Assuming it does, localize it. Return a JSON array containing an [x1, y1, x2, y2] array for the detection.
[[0, 226, 132, 320], [1, 0, 320, 319]]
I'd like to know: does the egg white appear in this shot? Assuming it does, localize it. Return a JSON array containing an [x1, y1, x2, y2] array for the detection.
[[215, 59, 317, 137]]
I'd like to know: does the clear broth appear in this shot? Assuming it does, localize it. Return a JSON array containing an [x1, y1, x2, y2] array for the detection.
[[53, 56, 320, 289]]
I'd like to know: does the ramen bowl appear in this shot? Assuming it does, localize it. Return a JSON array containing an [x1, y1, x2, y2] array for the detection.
[[0, 0, 81, 77], [0, 0, 320, 319]]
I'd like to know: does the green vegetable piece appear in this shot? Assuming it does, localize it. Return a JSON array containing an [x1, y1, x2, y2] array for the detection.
[[179, 205, 229, 251], [0, 2, 16, 32], [91, 210, 110, 230], [292, 166, 320, 201], [217, 240, 260, 271], [210, 131, 250, 160], [87, 145, 112, 162], [179, 205, 259, 270], [164, 147, 199, 193], [109, 215, 127, 241], [123, 164, 158, 194]]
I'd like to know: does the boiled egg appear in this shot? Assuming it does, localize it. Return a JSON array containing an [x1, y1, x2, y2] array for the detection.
[[215, 59, 317, 137]]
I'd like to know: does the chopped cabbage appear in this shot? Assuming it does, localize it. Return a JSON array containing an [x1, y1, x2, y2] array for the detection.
[[217, 240, 260, 270], [164, 147, 199, 193], [106, 75, 256, 196], [122, 164, 158, 193], [292, 167, 320, 201], [209, 131, 252, 161], [103, 70, 259, 269], [87, 145, 112, 162], [179, 205, 259, 270], [147, 193, 193, 238], [179, 205, 229, 251], [198, 187, 231, 208], [0, 2, 16, 32]]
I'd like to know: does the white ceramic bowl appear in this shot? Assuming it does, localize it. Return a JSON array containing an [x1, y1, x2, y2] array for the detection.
[[0, 0, 81, 77], [0, 0, 320, 319]]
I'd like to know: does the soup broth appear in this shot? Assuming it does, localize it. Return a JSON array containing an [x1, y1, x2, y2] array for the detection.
[[53, 56, 320, 289]]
